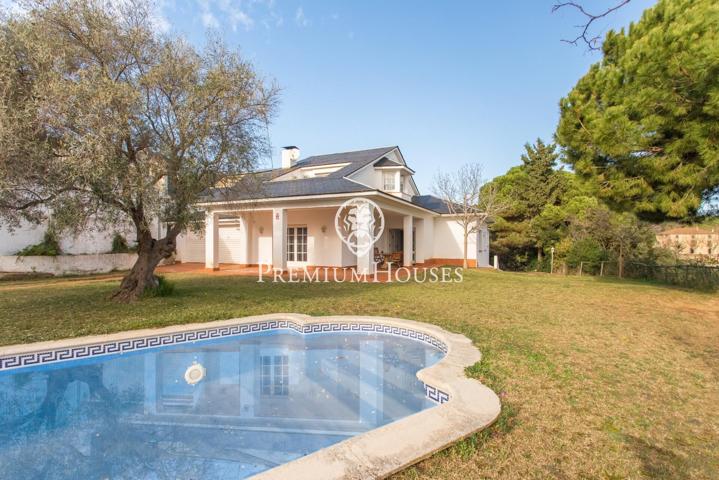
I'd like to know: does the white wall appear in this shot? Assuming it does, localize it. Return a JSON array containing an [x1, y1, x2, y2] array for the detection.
[[432, 217, 477, 261], [0, 218, 137, 256], [0, 253, 137, 275]]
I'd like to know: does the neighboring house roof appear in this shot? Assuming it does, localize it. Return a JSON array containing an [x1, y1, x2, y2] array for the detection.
[[202, 146, 452, 214], [658, 226, 717, 235]]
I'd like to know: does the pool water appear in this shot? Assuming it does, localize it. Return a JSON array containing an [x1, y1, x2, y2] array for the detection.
[[0, 330, 444, 479]]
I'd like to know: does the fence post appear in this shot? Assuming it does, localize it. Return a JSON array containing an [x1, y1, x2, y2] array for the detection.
[[579, 262, 583, 276]]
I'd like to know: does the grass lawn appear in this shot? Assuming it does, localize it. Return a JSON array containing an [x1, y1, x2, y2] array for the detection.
[[1, 270, 718, 479]]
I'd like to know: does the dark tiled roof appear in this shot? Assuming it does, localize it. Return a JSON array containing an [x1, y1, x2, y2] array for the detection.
[[203, 147, 454, 213], [411, 195, 452, 214], [292, 146, 397, 178], [205, 177, 373, 202], [203, 147, 396, 202]]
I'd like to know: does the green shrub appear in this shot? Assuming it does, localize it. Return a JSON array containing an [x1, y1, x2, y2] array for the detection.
[[111, 233, 132, 253], [143, 275, 176, 298], [565, 238, 607, 269], [16, 230, 62, 256]]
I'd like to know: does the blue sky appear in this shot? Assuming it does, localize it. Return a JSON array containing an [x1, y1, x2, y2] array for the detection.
[[160, 0, 656, 192]]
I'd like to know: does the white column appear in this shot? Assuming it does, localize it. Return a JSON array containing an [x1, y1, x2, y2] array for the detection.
[[477, 225, 490, 267], [239, 215, 250, 266], [403, 215, 413, 267], [272, 208, 287, 271], [415, 217, 433, 264], [205, 210, 219, 270], [356, 202, 374, 274], [423, 216, 434, 264]]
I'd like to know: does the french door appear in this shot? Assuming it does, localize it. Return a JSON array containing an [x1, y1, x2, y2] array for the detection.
[[286, 226, 308, 263]]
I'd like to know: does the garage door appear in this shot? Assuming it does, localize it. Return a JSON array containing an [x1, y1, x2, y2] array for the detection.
[[219, 224, 245, 264]]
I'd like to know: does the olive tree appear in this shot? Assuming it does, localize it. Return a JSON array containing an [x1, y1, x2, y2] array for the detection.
[[0, 0, 278, 300]]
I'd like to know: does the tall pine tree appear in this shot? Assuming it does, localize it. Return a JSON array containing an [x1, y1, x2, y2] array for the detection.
[[489, 139, 568, 268], [556, 0, 719, 221]]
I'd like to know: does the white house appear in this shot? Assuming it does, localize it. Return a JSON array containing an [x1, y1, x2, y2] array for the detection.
[[0, 146, 490, 273], [176, 146, 490, 271]]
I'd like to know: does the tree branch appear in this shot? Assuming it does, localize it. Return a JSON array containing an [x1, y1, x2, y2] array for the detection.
[[552, 0, 632, 51]]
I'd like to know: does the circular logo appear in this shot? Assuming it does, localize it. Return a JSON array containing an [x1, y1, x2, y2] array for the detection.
[[334, 198, 385, 256]]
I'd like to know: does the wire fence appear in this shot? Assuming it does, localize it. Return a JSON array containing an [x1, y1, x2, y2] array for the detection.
[[550, 260, 719, 291]]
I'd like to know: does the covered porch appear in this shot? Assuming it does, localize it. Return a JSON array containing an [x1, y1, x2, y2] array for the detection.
[[196, 195, 436, 274]]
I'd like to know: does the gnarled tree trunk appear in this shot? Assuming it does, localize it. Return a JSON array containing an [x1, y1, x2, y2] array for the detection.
[[112, 230, 178, 302]]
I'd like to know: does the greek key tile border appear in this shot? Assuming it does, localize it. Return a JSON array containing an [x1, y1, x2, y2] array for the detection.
[[0, 320, 450, 403], [424, 384, 450, 404], [0, 320, 447, 371]]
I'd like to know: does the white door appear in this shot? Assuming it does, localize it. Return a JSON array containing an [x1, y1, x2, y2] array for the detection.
[[286, 226, 308, 265], [219, 224, 245, 264]]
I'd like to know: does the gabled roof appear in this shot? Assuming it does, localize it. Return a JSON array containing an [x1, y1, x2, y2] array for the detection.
[[288, 146, 397, 179], [202, 146, 452, 214]]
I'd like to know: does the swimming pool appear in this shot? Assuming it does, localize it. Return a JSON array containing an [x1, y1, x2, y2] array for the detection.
[[0, 320, 447, 479]]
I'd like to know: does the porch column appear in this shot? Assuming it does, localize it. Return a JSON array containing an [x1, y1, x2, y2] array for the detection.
[[356, 201, 374, 274], [415, 218, 427, 264], [477, 225, 490, 267], [403, 215, 413, 267], [239, 215, 250, 266], [204, 210, 219, 270], [272, 208, 287, 271]]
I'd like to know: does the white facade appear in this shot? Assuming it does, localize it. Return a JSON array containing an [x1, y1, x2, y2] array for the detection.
[[1, 146, 492, 273], [181, 146, 489, 270]]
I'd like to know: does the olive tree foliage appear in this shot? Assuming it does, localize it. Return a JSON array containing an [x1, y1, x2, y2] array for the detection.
[[434, 164, 508, 268], [0, 0, 278, 300]]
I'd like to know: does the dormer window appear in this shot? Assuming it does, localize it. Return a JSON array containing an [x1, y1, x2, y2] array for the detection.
[[383, 172, 396, 191]]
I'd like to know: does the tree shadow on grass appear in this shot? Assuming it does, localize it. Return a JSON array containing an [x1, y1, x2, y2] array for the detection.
[[623, 435, 689, 480]]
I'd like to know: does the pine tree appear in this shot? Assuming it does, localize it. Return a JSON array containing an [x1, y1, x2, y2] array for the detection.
[[556, 0, 719, 221]]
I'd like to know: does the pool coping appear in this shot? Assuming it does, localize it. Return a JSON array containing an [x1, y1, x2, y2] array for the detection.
[[0, 313, 502, 479]]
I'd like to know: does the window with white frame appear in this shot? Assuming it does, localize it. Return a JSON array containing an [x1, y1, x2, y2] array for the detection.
[[261, 354, 289, 396], [286, 226, 307, 262], [383, 172, 396, 191]]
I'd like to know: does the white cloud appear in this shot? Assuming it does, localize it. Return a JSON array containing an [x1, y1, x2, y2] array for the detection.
[[150, 0, 173, 33], [201, 11, 220, 28], [197, 0, 254, 31], [295, 6, 308, 27]]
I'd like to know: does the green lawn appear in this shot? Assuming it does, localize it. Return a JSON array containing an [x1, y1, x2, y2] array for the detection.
[[1, 270, 718, 479]]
